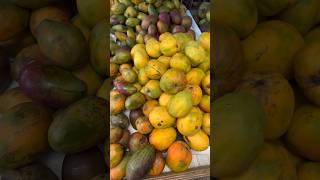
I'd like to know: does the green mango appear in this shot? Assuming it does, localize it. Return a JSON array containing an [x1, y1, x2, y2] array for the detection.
[[124, 6, 138, 18], [111, 2, 126, 15], [148, 4, 158, 16], [77, 0, 107, 28], [112, 25, 127, 32], [112, 48, 131, 64], [48, 97, 107, 153], [125, 92, 145, 110], [126, 18, 140, 27]]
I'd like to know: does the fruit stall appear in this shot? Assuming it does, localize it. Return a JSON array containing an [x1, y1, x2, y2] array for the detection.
[[0, 0, 210, 180], [213, 0, 320, 179]]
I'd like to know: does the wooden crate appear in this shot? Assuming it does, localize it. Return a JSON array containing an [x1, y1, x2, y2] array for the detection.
[[145, 166, 210, 180]]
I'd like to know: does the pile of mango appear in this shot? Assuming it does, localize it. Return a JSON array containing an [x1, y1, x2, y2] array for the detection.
[[0, 0, 108, 179], [110, 21, 210, 180], [110, 0, 197, 51], [213, 0, 320, 179]]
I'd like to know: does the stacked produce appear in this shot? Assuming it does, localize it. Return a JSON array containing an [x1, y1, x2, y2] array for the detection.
[[213, 0, 320, 179], [110, 1, 211, 179], [186, 0, 210, 32], [0, 0, 107, 179]]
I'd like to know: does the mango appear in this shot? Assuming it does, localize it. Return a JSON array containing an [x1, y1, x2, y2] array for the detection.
[[131, 44, 149, 69], [0, 3, 29, 41], [159, 93, 172, 106], [112, 47, 131, 65], [160, 68, 187, 94], [125, 92, 146, 110], [202, 113, 210, 135], [177, 107, 203, 136], [145, 60, 168, 80], [141, 80, 162, 99], [149, 106, 176, 129], [159, 32, 179, 56], [90, 20, 107, 76], [0, 102, 52, 169], [36, 20, 88, 69], [198, 32, 210, 51], [199, 95, 210, 113], [149, 127, 177, 151], [185, 41, 206, 66], [77, 0, 107, 27], [19, 63, 87, 108], [30, 6, 70, 37], [202, 73, 210, 95], [173, 33, 194, 50], [110, 89, 125, 115], [72, 15, 91, 41], [146, 38, 162, 58], [72, 64, 103, 96], [157, 56, 171, 69], [167, 91, 193, 118], [184, 85, 203, 105], [142, 100, 159, 117], [48, 97, 107, 153], [186, 68, 205, 85], [124, 6, 138, 18], [170, 53, 191, 73], [184, 130, 209, 151], [121, 68, 137, 83]]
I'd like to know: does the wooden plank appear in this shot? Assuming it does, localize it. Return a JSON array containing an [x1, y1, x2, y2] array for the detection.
[[144, 166, 210, 180]]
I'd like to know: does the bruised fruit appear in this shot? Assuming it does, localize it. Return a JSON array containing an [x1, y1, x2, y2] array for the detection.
[[166, 141, 192, 172], [129, 109, 144, 129], [129, 132, 149, 152], [135, 116, 153, 134], [148, 151, 165, 176], [110, 112, 129, 129], [149, 106, 175, 128], [110, 89, 126, 115]]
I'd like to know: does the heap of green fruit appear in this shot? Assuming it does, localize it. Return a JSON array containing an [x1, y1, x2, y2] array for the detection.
[[0, 0, 108, 179], [110, 29, 210, 179], [110, 0, 197, 49], [213, 0, 320, 179]]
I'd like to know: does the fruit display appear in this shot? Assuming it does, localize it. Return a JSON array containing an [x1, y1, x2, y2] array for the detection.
[[110, 0, 211, 178], [185, 0, 210, 32], [213, 0, 320, 179], [0, 0, 107, 179]]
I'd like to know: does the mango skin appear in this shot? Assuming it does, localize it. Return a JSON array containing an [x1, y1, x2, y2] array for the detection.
[[48, 97, 107, 153], [76, 0, 107, 28], [19, 63, 87, 108], [0, 102, 52, 169], [0, 3, 29, 41], [36, 20, 88, 69], [167, 91, 193, 118], [90, 20, 108, 76]]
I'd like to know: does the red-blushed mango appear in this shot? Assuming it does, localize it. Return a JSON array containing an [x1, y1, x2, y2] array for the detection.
[[166, 141, 192, 172]]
